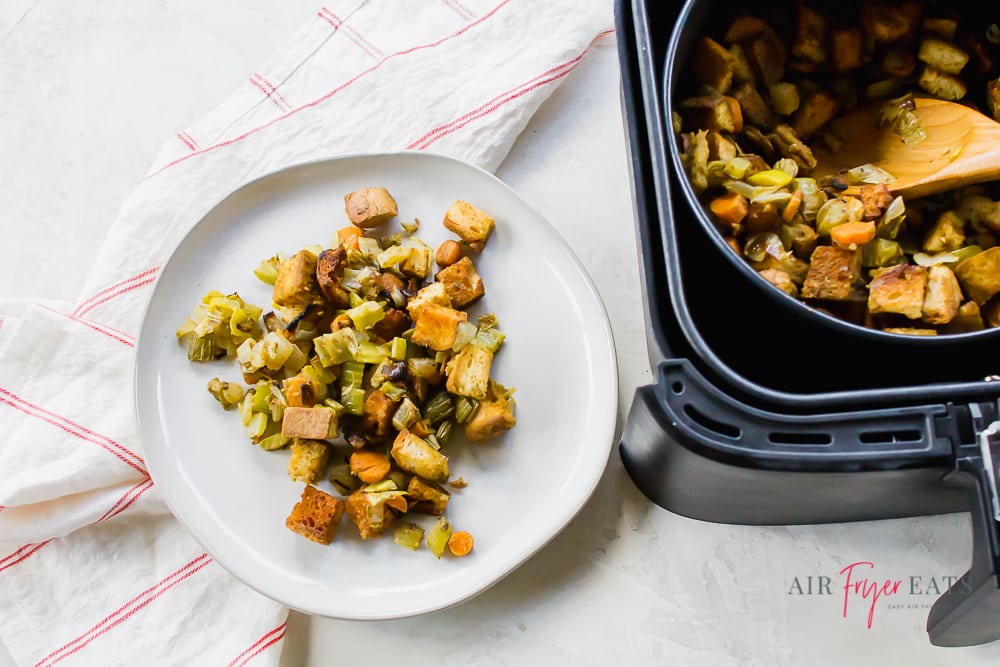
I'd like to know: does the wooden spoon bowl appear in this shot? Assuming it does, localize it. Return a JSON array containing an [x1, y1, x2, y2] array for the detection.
[[813, 97, 1000, 199]]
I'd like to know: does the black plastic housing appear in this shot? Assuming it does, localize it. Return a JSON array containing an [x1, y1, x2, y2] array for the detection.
[[615, 0, 1000, 647]]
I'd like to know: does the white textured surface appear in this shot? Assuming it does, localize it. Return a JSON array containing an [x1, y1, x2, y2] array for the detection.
[[1, 1, 998, 665]]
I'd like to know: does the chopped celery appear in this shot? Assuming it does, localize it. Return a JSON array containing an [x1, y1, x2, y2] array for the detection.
[[314, 328, 359, 366], [329, 462, 361, 495], [454, 396, 479, 424], [436, 419, 454, 445], [179, 291, 263, 362], [377, 244, 412, 268], [386, 470, 410, 491], [392, 397, 421, 431], [346, 300, 386, 330], [743, 233, 784, 263], [425, 433, 441, 450], [187, 336, 219, 362], [251, 381, 272, 413], [423, 392, 455, 426], [257, 433, 290, 451], [246, 412, 268, 441], [259, 331, 296, 371], [876, 196, 906, 240], [773, 158, 799, 178], [747, 170, 793, 188], [307, 357, 337, 384], [341, 386, 366, 416], [239, 390, 254, 426], [380, 382, 407, 402], [389, 337, 408, 361], [913, 246, 983, 267], [322, 397, 345, 414], [426, 517, 453, 559], [357, 236, 382, 258], [207, 378, 244, 410], [393, 523, 425, 550], [861, 238, 906, 267], [407, 357, 440, 380], [341, 361, 365, 388], [452, 321, 478, 351], [254, 256, 281, 285], [348, 291, 365, 308], [357, 341, 391, 365], [474, 326, 505, 353], [815, 199, 851, 237], [723, 157, 751, 179]]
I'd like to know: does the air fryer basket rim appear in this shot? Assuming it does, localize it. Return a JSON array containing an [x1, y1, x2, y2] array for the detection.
[[664, 0, 1000, 347]]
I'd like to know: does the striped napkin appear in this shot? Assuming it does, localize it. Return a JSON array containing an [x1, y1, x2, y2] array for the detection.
[[0, 1, 612, 664]]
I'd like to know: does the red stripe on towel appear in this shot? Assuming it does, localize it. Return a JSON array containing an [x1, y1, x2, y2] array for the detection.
[[249, 74, 289, 111], [0, 541, 53, 574], [147, 0, 512, 178], [318, 8, 383, 59], [0, 387, 147, 474], [34, 554, 212, 667], [227, 623, 288, 667], [73, 267, 160, 316], [440, 0, 475, 20], [37, 304, 135, 347]]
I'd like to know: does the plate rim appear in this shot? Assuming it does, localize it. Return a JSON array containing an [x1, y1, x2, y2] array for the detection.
[[132, 150, 620, 620]]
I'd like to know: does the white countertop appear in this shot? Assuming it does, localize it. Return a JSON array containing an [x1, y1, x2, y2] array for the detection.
[[2, 1, 998, 665]]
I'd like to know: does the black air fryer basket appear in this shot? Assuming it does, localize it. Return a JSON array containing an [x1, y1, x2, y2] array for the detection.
[[615, 0, 1000, 647]]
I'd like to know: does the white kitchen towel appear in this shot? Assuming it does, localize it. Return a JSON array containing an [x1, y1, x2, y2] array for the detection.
[[0, 1, 613, 665]]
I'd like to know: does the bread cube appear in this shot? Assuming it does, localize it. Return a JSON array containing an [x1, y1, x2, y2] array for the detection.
[[693, 36, 735, 93], [941, 301, 985, 334], [678, 95, 744, 133], [790, 4, 827, 65], [281, 406, 338, 440], [285, 485, 345, 545], [923, 211, 966, 253], [344, 187, 398, 228], [406, 477, 451, 516], [917, 37, 969, 75], [273, 250, 319, 307], [830, 27, 863, 72], [361, 388, 400, 438], [868, 264, 928, 319], [287, 438, 332, 484], [758, 268, 799, 297], [435, 256, 485, 308], [391, 429, 449, 482], [444, 200, 495, 244], [445, 344, 493, 400], [464, 391, 516, 443], [406, 282, 452, 319], [345, 488, 396, 539], [918, 66, 967, 101], [922, 265, 962, 325], [411, 303, 468, 351], [801, 246, 862, 301], [956, 247, 1000, 304], [988, 77, 1000, 123], [791, 90, 837, 140]]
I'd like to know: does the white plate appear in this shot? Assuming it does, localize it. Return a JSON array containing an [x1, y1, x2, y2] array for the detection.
[[133, 152, 618, 619]]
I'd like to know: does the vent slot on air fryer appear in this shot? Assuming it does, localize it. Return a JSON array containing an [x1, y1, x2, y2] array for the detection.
[[683, 403, 741, 439], [768, 431, 832, 446], [859, 430, 923, 445]]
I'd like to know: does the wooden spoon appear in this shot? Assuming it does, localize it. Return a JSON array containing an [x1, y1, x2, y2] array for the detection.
[[812, 97, 1000, 199]]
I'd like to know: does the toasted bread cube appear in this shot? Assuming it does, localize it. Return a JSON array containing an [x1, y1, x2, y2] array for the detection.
[[982, 296, 1000, 327], [723, 15, 766, 45], [801, 246, 862, 301], [281, 406, 338, 440], [791, 91, 837, 140], [988, 78, 1000, 123], [883, 327, 938, 336], [957, 195, 1000, 232], [790, 4, 827, 65], [758, 268, 799, 297], [285, 485, 345, 545], [445, 344, 493, 400], [411, 303, 468, 351], [861, 3, 915, 43], [435, 256, 485, 309], [273, 250, 319, 307], [391, 429, 449, 482], [922, 17, 958, 40], [745, 30, 786, 86], [344, 187, 398, 228], [406, 477, 451, 516], [941, 301, 985, 334], [728, 43, 756, 86], [406, 282, 452, 319], [956, 247, 1000, 304], [678, 95, 744, 133], [922, 265, 963, 325], [284, 375, 320, 408], [345, 488, 396, 539], [769, 124, 817, 171], [830, 26, 863, 72], [731, 83, 774, 128], [361, 388, 400, 438], [444, 200, 494, 244], [693, 36, 735, 93], [918, 66, 966, 101], [400, 239, 433, 279], [868, 264, 928, 319], [918, 37, 969, 75], [923, 211, 966, 253], [706, 130, 738, 162], [287, 438, 332, 484], [465, 392, 516, 443]]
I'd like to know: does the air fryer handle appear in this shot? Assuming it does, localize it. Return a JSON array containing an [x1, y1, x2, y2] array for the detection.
[[926, 437, 1000, 646]]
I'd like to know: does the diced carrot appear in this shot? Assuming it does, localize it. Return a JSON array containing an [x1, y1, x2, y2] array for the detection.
[[830, 220, 877, 246], [385, 495, 408, 514], [782, 189, 804, 223], [338, 226, 364, 251], [349, 451, 391, 484], [447, 531, 474, 557], [709, 192, 749, 229]]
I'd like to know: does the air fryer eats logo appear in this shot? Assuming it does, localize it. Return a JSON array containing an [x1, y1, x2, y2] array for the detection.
[[787, 561, 972, 629]]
